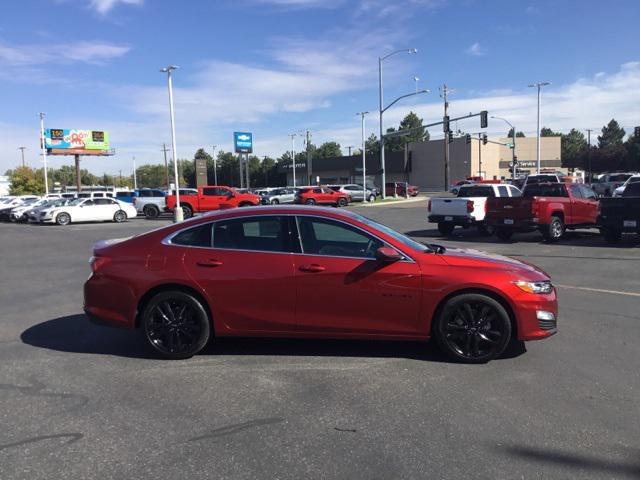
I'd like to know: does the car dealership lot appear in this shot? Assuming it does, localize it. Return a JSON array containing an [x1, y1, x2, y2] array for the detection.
[[1, 203, 639, 479]]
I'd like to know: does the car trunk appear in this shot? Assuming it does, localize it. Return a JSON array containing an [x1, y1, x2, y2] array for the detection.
[[486, 197, 535, 224]]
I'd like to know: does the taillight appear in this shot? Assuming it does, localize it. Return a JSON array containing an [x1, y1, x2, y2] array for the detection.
[[89, 255, 110, 273], [467, 200, 474, 213], [532, 199, 539, 216], [427, 199, 432, 212]]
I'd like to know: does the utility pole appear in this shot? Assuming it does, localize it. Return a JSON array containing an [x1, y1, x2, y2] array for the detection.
[[305, 130, 312, 185], [440, 84, 453, 190], [477, 133, 483, 178], [161, 143, 170, 189], [289, 133, 297, 187], [18, 147, 26, 168], [586, 129, 592, 183], [357, 112, 369, 203], [132, 156, 137, 189], [39, 113, 49, 195], [528, 81, 551, 174], [347, 146, 354, 156], [212, 145, 218, 185]]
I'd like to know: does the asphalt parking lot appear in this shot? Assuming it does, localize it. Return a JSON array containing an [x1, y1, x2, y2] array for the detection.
[[1, 200, 639, 480]]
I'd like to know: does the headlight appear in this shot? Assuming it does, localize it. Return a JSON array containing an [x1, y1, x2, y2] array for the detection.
[[514, 280, 553, 294]]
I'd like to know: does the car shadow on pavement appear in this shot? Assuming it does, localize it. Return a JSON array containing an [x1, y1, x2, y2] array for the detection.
[[21, 314, 526, 363]]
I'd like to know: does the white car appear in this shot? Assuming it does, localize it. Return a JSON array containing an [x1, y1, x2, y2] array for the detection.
[[25, 198, 71, 222], [10, 198, 51, 222], [613, 175, 640, 197], [328, 184, 376, 202], [40, 197, 138, 225]]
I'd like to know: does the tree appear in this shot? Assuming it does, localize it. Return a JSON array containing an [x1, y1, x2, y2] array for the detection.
[[560, 129, 588, 169], [398, 111, 429, 143], [540, 127, 561, 137], [598, 119, 626, 148], [136, 164, 168, 188], [624, 128, 640, 171], [9, 166, 45, 195], [365, 134, 379, 156], [384, 127, 404, 152], [507, 128, 526, 138], [315, 141, 342, 158]]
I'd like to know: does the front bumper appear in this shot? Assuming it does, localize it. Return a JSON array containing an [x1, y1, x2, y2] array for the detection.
[[513, 289, 558, 341]]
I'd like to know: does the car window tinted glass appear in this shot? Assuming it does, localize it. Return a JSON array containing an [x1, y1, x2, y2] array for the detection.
[[569, 184, 583, 198], [171, 224, 213, 247], [623, 182, 640, 196], [497, 186, 508, 197], [579, 185, 597, 199], [94, 198, 112, 205], [610, 174, 631, 182], [297, 216, 383, 258], [84, 199, 95, 206], [213, 216, 288, 252], [526, 175, 558, 184], [523, 184, 567, 197], [509, 186, 522, 197], [138, 190, 151, 197], [458, 186, 495, 197]]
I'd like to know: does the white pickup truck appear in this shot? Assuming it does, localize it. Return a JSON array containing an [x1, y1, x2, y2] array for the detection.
[[428, 183, 521, 236]]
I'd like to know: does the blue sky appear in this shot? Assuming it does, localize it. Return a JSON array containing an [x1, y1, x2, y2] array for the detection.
[[1, 0, 639, 175]]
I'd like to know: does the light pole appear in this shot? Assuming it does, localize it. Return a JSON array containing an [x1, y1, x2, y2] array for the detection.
[[357, 111, 369, 203], [18, 147, 26, 168], [212, 145, 217, 185], [132, 156, 137, 189], [379, 48, 417, 199], [160, 65, 183, 222], [528, 81, 550, 174], [39, 113, 49, 195], [492, 116, 517, 180], [413, 76, 420, 93], [289, 133, 297, 187]]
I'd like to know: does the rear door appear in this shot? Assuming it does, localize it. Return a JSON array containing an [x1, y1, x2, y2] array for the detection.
[[94, 198, 119, 220], [200, 187, 227, 210], [568, 184, 586, 224], [579, 185, 599, 224]]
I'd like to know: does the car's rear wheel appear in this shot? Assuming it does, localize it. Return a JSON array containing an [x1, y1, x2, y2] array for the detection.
[[437, 222, 455, 236], [144, 205, 160, 219], [542, 216, 564, 242], [478, 224, 494, 236], [142, 291, 211, 359], [55, 212, 71, 226], [434, 293, 512, 363], [305, 198, 316, 205], [337, 198, 348, 207], [181, 205, 193, 219], [368, 194, 376, 202], [495, 228, 514, 241], [113, 210, 127, 223], [271, 199, 279, 205], [600, 227, 622, 243]]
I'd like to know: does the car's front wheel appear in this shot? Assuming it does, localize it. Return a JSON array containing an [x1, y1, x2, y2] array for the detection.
[[271, 199, 279, 205], [181, 205, 193, 219], [144, 205, 160, 219], [337, 198, 348, 207], [113, 210, 127, 223], [434, 293, 512, 363], [55, 212, 71, 226], [142, 291, 211, 359], [305, 198, 316, 205]]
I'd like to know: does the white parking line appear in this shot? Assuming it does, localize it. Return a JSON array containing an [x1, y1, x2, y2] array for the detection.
[[556, 284, 640, 297]]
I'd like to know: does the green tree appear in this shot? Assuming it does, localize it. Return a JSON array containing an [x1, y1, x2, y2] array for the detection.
[[398, 111, 429, 143], [365, 134, 379, 156], [9, 166, 45, 195], [560, 129, 588, 169], [315, 141, 342, 158], [540, 127, 561, 137], [624, 128, 640, 171], [598, 119, 626, 148], [507, 128, 526, 138], [384, 127, 404, 152], [136, 164, 168, 188]]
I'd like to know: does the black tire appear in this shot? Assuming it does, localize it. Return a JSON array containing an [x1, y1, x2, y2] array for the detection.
[[600, 227, 622, 244], [55, 212, 71, 226], [305, 198, 316, 205], [113, 210, 127, 223], [434, 293, 512, 363], [337, 198, 348, 207], [541, 216, 564, 242], [478, 224, 495, 236], [142, 291, 211, 360], [368, 194, 376, 202], [437, 222, 455, 236], [495, 228, 514, 241], [181, 204, 193, 219], [144, 204, 160, 219], [271, 199, 279, 205]]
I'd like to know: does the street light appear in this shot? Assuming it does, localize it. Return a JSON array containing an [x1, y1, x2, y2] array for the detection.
[[528, 81, 551, 174], [492, 116, 517, 180], [160, 65, 183, 222], [356, 111, 369, 203], [39, 113, 49, 195], [379, 48, 418, 199], [212, 145, 217, 185], [412, 76, 420, 93], [288, 133, 297, 187]]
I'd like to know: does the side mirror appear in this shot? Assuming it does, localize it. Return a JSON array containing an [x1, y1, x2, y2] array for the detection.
[[375, 247, 402, 262]]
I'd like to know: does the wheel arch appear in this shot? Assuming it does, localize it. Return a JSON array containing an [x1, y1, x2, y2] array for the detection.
[[135, 283, 213, 331]]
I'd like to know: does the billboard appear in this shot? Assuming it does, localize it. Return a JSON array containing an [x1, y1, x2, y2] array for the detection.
[[234, 132, 253, 154], [45, 129, 110, 151]]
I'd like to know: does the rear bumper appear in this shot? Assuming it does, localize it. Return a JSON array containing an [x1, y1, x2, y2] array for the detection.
[[84, 275, 137, 330], [486, 217, 538, 232], [428, 214, 477, 226], [597, 215, 640, 233]]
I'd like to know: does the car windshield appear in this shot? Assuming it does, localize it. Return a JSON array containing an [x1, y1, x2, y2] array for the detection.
[[610, 174, 631, 182], [523, 184, 567, 197], [345, 211, 430, 253], [626, 177, 640, 185], [526, 175, 558, 184], [457, 186, 495, 197]]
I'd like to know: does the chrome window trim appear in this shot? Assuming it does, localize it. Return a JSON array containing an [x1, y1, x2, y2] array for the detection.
[[161, 213, 416, 263]]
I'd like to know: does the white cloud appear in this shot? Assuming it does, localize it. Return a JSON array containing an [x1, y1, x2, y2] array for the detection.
[[88, 0, 143, 15], [0, 41, 130, 66], [465, 42, 485, 57]]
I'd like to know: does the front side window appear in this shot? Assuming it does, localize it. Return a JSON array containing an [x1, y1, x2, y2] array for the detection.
[[297, 216, 383, 259], [171, 223, 212, 247], [579, 185, 597, 200], [213, 216, 289, 253], [497, 186, 509, 197], [569, 184, 583, 198]]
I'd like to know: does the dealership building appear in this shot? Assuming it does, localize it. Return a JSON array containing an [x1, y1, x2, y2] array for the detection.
[[280, 136, 563, 191]]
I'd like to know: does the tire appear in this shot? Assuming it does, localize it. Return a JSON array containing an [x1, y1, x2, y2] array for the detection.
[[542, 216, 564, 242], [271, 199, 279, 205], [600, 227, 622, 244], [144, 205, 160, 219], [55, 212, 71, 226], [478, 224, 494, 236], [142, 291, 211, 360], [337, 198, 348, 207], [305, 198, 316, 205], [434, 293, 512, 363], [113, 210, 127, 223], [368, 194, 376, 202], [181, 204, 193, 219], [437, 222, 455, 236], [495, 228, 514, 241]]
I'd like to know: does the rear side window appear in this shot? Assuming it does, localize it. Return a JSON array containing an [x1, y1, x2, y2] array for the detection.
[[116, 192, 131, 198], [213, 216, 288, 252], [171, 224, 212, 247], [458, 186, 495, 197], [497, 186, 508, 197], [623, 182, 640, 197], [94, 198, 114, 205], [526, 175, 558, 185], [523, 184, 568, 197]]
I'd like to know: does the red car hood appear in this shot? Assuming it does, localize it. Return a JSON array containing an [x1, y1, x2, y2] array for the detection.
[[439, 247, 550, 279]]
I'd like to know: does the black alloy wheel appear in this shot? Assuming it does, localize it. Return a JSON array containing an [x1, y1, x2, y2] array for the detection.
[[271, 199, 279, 204], [142, 291, 210, 359], [435, 293, 511, 363], [337, 198, 348, 207], [144, 205, 160, 219], [305, 198, 316, 205]]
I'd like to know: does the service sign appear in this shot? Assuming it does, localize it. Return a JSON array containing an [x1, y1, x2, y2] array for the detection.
[[234, 132, 253, 154], [45, 129, 110, 151]]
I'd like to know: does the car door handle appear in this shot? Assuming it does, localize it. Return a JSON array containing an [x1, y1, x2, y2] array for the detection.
[[299, 264, 325, 273], [196, 259, 223, 268]]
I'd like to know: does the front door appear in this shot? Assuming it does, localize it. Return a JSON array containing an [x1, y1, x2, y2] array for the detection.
[[182, 216, 297, 334], [293, 215, 422, 336], [200, 187, 230, 211]]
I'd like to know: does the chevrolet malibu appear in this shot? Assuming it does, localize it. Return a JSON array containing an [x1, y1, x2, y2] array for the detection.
[[84, 206, 557, 362]]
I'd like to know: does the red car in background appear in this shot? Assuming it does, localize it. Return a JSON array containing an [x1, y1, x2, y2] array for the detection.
[[166, 186, 260, 218], [295, 186, 350, 206], [385, 182, 419, 197], [84, 206, 557, 363]]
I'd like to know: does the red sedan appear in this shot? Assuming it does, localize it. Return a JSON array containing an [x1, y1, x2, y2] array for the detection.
[[84, 206, 557, 362], [295, 187, 350, 206]]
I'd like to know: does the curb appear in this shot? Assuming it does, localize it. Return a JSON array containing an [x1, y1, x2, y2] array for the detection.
[[357, 196, 426, 207]]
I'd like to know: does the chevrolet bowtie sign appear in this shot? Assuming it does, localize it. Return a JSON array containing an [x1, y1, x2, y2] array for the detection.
[[234, 132, 253, 154]]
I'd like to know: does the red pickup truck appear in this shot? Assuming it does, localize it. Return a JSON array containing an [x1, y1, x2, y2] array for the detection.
[[485, 182, 599, 241], [166, 186, 260, 218]]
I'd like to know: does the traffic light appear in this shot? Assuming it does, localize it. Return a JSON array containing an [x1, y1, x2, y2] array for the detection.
[[635, 126, 640, 137], [482, 133, 488, 145], [465, 134, 471, 144], [480, 110, 488, 129], [443, 115, 450, 133], [448, 131, 454, 143]]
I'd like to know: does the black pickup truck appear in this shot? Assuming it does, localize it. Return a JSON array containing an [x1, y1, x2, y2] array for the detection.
[[597, 181, 640, 243]]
